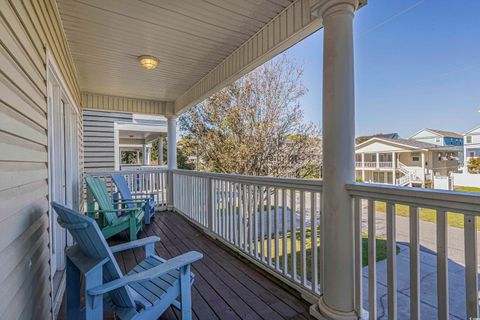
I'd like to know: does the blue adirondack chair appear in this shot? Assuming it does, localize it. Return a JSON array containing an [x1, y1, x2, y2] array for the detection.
[[112, 173, 156, 224], [52, 202, 202, 320]]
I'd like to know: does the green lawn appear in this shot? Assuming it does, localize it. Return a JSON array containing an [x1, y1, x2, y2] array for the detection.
[[373, 185, 480, 229], [258, 229, 391, 282], [454, 186, 480, 193]]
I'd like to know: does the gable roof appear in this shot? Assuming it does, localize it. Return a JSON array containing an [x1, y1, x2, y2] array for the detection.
[[410, 128, 463, 139], [464, 125, 480, 135], [356, 137, 439, 151], [380, 138, 439, 149], [356, 137, 463, 153], [426, 129, 463, 138]]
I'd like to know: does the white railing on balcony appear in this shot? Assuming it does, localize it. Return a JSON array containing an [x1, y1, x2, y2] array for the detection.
[[364, 162, 377, 168], [120, 164, 167, 171], [379, 161, 393, 168], [347, 183, 480, 319], [172, 169, 323, 299], [85, 168, 480, 316], [355, 161, 363, 168], [88, 169, 168, 209]]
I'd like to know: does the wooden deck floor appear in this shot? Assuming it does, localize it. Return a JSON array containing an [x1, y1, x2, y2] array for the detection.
[[59, 211, 312, 319]]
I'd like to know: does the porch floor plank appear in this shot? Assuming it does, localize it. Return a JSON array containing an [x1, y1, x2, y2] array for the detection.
[[58, 211, 312, 319]]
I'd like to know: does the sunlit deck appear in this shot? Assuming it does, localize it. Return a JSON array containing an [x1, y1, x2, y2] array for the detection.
[[59, 211, 311, 320]]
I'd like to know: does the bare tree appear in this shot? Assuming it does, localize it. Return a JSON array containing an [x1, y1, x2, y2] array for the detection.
[[179, 55, 322, 178]]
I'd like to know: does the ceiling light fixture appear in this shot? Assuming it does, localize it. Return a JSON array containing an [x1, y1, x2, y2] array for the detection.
[[138, 55, 158, 70]]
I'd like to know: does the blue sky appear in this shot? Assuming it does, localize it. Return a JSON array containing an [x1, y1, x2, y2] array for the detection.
[[284, 0, 480, 137]]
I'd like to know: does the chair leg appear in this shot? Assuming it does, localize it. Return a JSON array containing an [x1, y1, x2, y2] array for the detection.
[[66, 258, 81, 320], [129, 216, 137, 241], [180, 265, 192, 320], [85, 266, 103, 319], [145, 201, 152, 225]]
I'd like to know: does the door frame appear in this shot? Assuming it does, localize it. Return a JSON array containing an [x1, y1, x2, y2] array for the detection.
[[46, 49, 81, 317]]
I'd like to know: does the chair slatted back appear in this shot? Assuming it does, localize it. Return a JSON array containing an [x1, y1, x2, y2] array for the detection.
[[86, 176, 118, 224], [51, 202, 135, 309], [111, 174, 135, 209]]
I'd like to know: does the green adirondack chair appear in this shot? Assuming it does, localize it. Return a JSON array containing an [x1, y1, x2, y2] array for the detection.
[[86, 176, 144, 241]]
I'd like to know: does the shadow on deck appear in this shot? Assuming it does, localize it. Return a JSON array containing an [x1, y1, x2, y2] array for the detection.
[[59, 211, 312, 319]]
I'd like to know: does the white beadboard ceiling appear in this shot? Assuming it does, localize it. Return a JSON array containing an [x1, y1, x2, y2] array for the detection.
[[57, 0, 295, 102]]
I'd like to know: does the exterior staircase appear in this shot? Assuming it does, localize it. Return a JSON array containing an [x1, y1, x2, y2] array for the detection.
[[397, 162, 420, 186]]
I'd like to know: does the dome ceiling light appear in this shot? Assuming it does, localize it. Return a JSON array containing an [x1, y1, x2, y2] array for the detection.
[[138, 55, 158, 70]]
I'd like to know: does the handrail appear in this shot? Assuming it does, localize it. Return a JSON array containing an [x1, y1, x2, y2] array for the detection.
[[171, 169, 323, 192], [85, 168, 480, 317], [171, 168, 323, 299], [346, 182, 480, 215], [89, 168, 168, 176]]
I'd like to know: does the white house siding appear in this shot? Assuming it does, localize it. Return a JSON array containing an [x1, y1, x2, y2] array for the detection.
[[82, 109, 133, 174], [0, 0, 81, 318], [464, 127, 480, 170], [410, 130, 442, 146]]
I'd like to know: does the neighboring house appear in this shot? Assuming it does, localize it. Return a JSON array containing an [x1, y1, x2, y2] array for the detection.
[[355, 137, 461, 187], [409, 128, 464, 146], [463, 125, 480, 172]]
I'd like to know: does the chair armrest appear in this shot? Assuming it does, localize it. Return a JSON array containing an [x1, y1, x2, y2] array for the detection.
[[113, 199, 145, 203], [114, 200, 145, 209], [110, 236, 160, 253], [86, 208, 139, 214], [88, 251, 203, 296], [131, 192, 155, 197], [123, 197, 153, 201]]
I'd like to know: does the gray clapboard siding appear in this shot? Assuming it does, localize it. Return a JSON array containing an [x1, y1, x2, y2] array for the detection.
[[82, 109, 132, 174], [0, 0, 82, 319]]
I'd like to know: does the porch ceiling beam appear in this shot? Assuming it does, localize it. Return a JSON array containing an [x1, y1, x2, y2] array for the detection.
[[174, 0, 365, 114], [81, 92, 174, 115]]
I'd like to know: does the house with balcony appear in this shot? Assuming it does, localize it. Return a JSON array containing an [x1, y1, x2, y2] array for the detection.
[[2, 0, 480, 319], [356, 137, 461, 187]]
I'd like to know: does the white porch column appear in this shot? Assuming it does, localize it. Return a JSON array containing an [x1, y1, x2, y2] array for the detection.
[[361, 153, 365, 181], [421, 151, 426, 187], [167, 116, 177, 170], [376, 152, 380, 168], [392, 151, 396, 184], [147, 146, 152, 165], [158, 138, 164, 165], [142, 144, 147, 165], [136, 151, 140, 164], [311, 1, 358, 319]]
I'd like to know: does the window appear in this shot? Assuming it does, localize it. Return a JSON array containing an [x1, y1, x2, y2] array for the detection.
[[435, 137, 441, 143], [387, 172, 393, 184], [466, 136, 472, 143], [470, 151, 475, 157], [373, 172, 385, 183], [411, 153, 420, 162]]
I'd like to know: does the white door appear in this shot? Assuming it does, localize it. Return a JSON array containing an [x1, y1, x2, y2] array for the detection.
[[47, 67, 80, 277]]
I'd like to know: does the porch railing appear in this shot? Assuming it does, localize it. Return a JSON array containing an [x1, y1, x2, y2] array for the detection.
[[379, 161, 393, 168], [88, 169, 168, 210], [364, 162, 377, 168], [347, 183, 480, 319], [172, 169, 323, 300], [85, 168, 480, 317]]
